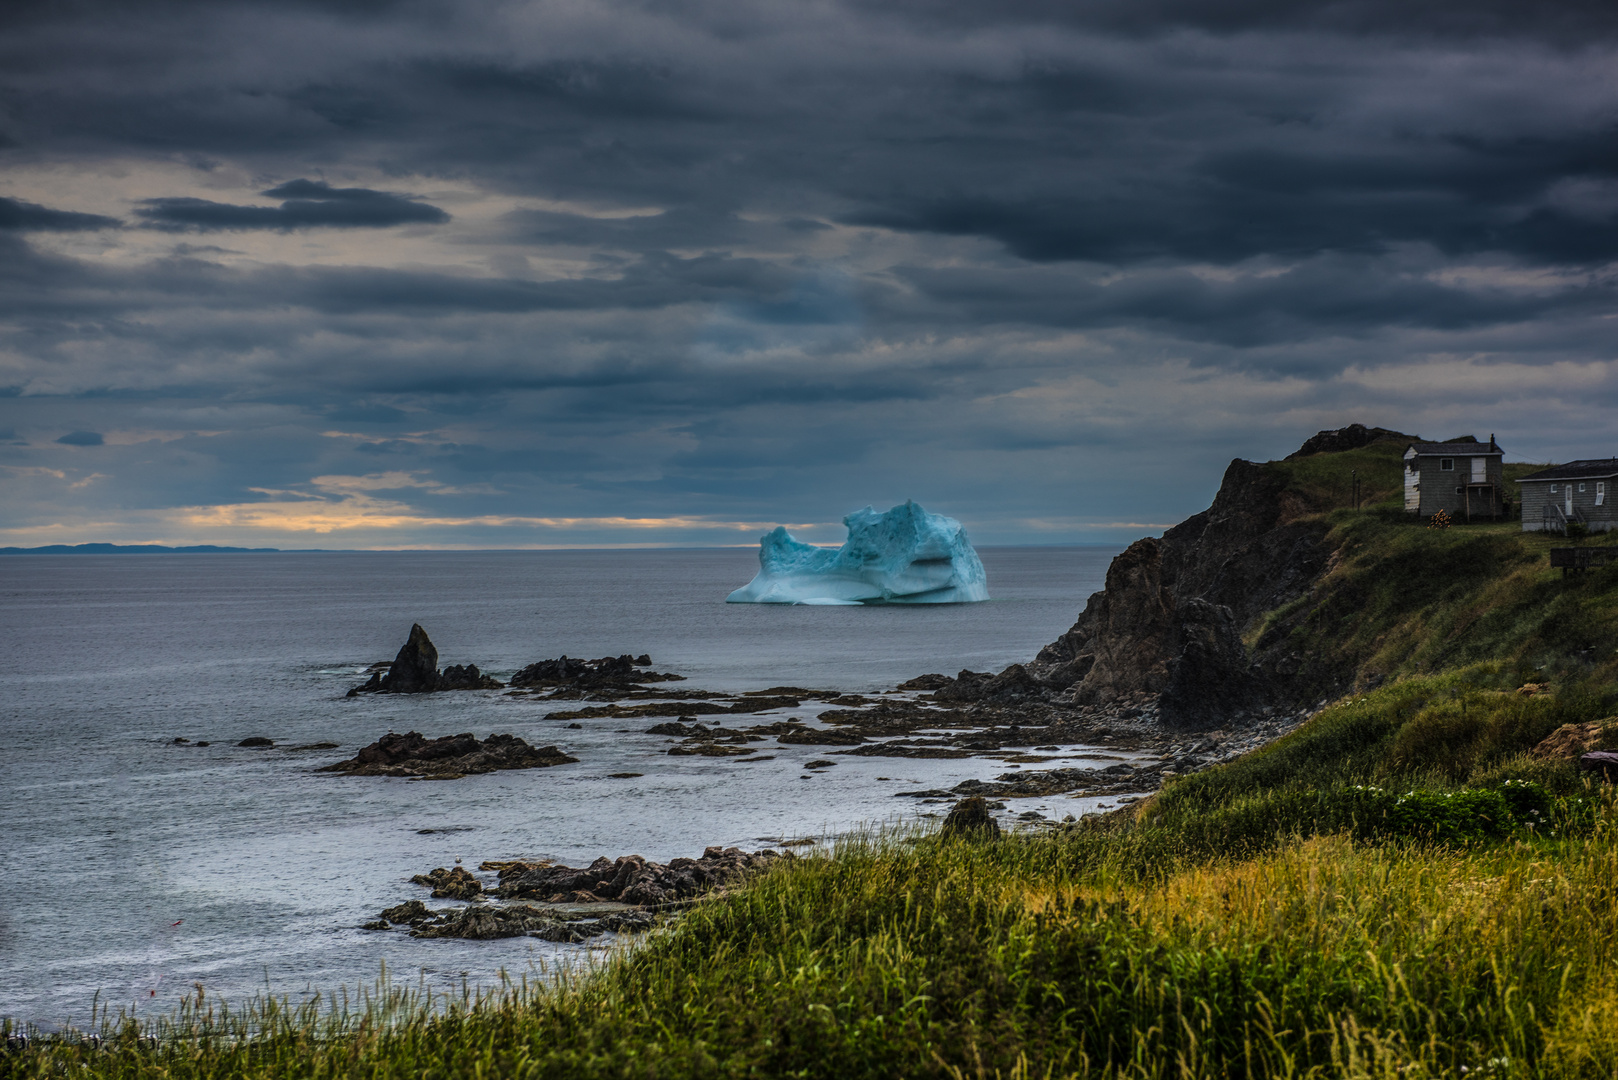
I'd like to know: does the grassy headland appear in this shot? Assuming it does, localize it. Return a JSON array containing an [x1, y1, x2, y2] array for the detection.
[[12, 446, 1618, 1079]]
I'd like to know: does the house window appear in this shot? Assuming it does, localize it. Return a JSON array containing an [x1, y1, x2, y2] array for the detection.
[[1439, 458, 1454, 471], [1599, 483, 1607, 506], [1579, 483, 1587, 493], [1550, 484, 1557, 493]]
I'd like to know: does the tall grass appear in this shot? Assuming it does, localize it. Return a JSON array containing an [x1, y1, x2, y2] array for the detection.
[[11, 816, 1618, 1079]]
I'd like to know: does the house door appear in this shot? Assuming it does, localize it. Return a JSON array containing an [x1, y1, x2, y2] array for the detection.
[[1567, 485, 1575, 516], [1471, 457, 1486, 482]]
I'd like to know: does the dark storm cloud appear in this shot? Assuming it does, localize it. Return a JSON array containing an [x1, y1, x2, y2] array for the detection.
[[889, 257, 1618, 347], [843, 118, 1618, 267], [0, 196, 119, 232], [54, 430, 103, 445], [134, 180, 448, 231], [853, 0, 1618, 42], [2, 0, 1617, 544]]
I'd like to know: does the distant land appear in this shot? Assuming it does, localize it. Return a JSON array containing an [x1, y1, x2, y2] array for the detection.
[[0, 543, 285, 554]]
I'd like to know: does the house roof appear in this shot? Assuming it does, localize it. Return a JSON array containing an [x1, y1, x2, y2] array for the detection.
[[1515, 460, 1618, 483], [1405, 441, 1502, 457]]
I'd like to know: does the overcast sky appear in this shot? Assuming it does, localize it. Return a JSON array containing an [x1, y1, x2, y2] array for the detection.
[[2, 0, 1616, 548]]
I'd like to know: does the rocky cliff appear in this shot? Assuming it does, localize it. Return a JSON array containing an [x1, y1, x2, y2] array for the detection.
[[1008, 425, 1416, 727]]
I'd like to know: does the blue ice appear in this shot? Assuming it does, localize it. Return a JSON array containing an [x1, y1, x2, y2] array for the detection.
[[726, 501, 989, 605]]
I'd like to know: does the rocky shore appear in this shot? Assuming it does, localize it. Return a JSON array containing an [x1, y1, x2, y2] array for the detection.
[[365, 846, 785, 940], [319, 731, 577, 779], [346, 625, 682, 697]]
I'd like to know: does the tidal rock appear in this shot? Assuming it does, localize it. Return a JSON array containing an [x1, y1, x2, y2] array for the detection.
[[395, 904, 658, 942], [384, 623, 439, 693], [344, 625, 505, 695], [932, 664, 1050, 705], [379, 899, 431, 925], [509, 654, 684, 690], [940, 796, 1001, 838], [498, 846, 783, 906], [437, 663, 503, 691], [410, 904, 559, 940], [411, 866, 484, 900], [237, 736, 273, 747], [319, 731, 578, 778], [776, 727, 864, 745]]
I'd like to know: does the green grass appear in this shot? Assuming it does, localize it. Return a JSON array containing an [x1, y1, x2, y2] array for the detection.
[[12, 668, 1618, 1079], [1269, 439, 1411, 511], [1246, 505, 1618, 702], [13, 796, 1618, 1079]]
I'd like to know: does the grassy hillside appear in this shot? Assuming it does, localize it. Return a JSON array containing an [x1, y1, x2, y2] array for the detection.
[[1262, 436, 1547, 516], [1247, 505, 1618, 708], [13, 443, 1618, 1078]]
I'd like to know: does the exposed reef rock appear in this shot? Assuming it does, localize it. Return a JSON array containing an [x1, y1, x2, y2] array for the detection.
[[436, 664, 502, 691], [497, 846, 783, 905], [379, 622, 438, 692], [547, 696, 800, 722], [412, 866, 484, 899], [370, 901, 657, 941], [509, 654, 684, 690], [347, 624, 504, 695], [319, 731, 577, 778], [365, 847, 786, 940]]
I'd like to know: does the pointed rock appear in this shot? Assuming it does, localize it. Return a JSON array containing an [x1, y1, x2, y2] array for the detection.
[[383, 623, 438, 693]]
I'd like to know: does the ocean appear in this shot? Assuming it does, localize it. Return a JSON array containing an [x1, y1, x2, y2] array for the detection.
[[0, 545, 1120, 1029]]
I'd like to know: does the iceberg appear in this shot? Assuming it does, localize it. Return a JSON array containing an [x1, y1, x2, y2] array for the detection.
[[727, 501, 989, 605]]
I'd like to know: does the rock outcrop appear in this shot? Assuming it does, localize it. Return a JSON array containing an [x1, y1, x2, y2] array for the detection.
[[347, 624, 505, 695], [437, 664, 502, 691], [318, 731, 578, 778], [385, 623, 439, 692], [371, 902, 657, 941], [940, 796, 1000, 838], [508, 653, 683, 690], [496, 846, 782, 905], [934, 425, 1416, 728], [412, 866, 484, 899], [1284, 423, 1411, 460]]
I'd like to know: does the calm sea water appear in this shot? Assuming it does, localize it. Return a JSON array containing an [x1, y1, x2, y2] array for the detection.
[[0, 546, 1119, 1029]]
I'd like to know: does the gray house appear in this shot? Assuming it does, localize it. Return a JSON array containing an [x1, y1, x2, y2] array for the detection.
[[1516, 460, 1618, 533], [1403, 438, 1505, 520]]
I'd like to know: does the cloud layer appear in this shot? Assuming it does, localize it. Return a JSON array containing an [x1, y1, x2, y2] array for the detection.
[[1, 0, 1616, 546]]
